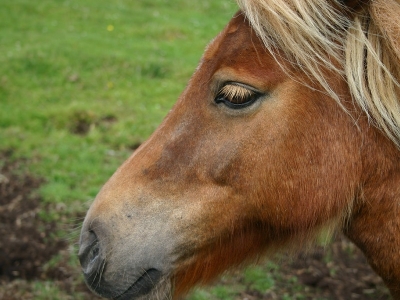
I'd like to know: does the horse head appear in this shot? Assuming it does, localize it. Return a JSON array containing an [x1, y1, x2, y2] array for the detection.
[[79, 1, 400, 299]]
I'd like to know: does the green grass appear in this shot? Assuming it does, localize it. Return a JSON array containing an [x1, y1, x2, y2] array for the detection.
[[0, 0, 240, 298], [0, 0, 238, 215], [186, 262, 285, 300]]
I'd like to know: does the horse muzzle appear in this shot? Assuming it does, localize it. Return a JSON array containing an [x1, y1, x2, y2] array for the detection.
[[78, 205, 175, 300]]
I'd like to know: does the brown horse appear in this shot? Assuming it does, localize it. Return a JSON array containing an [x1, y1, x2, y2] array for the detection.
[[78, 0, 400, 299]]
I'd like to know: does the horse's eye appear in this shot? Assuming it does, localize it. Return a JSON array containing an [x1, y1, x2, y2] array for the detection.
[[215, 83, 261, 109]]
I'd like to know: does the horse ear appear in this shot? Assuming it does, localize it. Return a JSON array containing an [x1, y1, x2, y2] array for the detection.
[[340, 0, 369, 11], [344, 0, 400, 147], [341, 0, 400, 61], [370, 0, 400, 62]]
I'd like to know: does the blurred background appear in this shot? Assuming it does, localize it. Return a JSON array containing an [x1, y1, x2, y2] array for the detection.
[[0, 0, 391, 299]]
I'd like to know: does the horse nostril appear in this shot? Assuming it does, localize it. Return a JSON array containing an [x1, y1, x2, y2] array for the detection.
[[78, 230, 103, 277], [90, 243, 100, 263]]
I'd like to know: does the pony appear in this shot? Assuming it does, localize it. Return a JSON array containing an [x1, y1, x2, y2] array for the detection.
[[78, 0, 400, 299]]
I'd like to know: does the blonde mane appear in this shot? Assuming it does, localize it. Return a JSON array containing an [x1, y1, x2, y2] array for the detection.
[[237, 0, 400, 148]]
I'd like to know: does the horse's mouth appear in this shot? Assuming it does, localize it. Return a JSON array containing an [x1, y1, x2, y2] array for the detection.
[[113, 268, 163, 300]]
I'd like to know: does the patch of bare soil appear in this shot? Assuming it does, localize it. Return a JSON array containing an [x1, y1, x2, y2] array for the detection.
[[0, 150, 101, 299], [0, 154, 56, 280], [264, 236, 390, 299], [0, 150, 392, 299]]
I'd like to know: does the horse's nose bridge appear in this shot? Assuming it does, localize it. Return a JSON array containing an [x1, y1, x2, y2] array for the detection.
[[138, 134, 205, 184]]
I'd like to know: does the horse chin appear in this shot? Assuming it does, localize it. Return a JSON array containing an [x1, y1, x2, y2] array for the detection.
[[113, 272, 172, 300], [86, 270, 172, 300], [111, 269, 161, 300]]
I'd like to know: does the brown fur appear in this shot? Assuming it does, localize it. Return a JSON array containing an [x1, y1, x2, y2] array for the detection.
[[79, 2, 400, 299], [170, 14, 366, 295]]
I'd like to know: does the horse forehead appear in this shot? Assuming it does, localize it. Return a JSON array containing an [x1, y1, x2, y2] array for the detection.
[[203, 12, 253, 60], [200, 12, 286, 91]]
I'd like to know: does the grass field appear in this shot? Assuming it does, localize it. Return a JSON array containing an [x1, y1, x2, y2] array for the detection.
[[0, 0, 237, 298], [0, 1, 391, 299], [0, 0, 237, 216]]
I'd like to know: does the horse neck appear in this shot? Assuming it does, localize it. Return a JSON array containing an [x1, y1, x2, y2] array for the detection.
[[344, 124, 400, 295]]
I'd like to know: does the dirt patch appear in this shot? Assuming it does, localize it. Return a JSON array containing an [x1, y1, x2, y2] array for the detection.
[[0, 150, 101, 299], [0, 152, 61, 280], [68, 110, 117, 136], [212, 235, 390, 300], [0, 150, 392, 299], [266, 236, 390, 299]]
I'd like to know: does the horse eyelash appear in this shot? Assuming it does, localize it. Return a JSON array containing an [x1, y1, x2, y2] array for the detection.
[[218, 84, 256, 104]]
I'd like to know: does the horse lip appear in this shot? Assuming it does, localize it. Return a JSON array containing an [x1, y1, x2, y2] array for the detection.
[[113, 268, 163, 300]]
